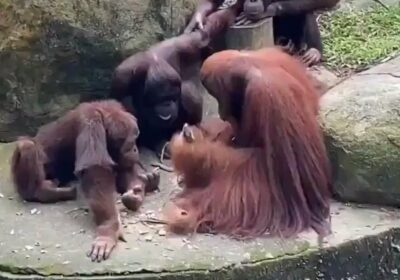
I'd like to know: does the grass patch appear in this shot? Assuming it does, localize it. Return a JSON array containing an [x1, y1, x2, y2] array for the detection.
[[320, 6, 400, 74]]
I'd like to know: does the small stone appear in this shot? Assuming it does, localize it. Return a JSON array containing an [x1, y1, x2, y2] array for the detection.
[[36, 210, 41, 215], [79, 229, 86, 234], [11, 250, 18, 253], [10, 229, 14, 235], [392, 269, 398, 275], [25, 245, 34, 251], [16, 212, 23, 216], [139, 214, 146, 219], [158, 229, 166, 236], [62, 261, 70, 265], [40, 250, 47, 254], [55, 244, 61, 248], [25, 255, 30, 259], [139, 230, 149, 235], [145, 235, 153, 242], [265, 253, 273, 258], [30, 208, 38, 215], [243, 252, 251, 260], [0, 193, 4, 198], [34, 242, 40, 246]]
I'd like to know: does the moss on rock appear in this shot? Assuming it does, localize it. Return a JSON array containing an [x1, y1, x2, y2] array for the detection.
[[0, 0, 196, 141], [320, 56, 400, 206]]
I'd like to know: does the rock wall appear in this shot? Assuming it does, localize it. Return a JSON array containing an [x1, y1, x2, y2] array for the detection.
[[0, 0, 196, 141]]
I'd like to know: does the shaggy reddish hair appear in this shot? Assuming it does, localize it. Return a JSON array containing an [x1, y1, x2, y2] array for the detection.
[[164, 47, 332, 239]]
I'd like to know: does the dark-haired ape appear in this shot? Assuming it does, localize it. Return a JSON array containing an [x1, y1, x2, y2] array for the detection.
[[184, 0, 245, 34], [11, 100, 160, 262], [243, 0, 340, 66], [110, 3, 242, 159]]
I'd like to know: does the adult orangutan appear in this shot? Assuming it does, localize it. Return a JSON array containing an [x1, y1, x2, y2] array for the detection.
[[164, 47, 332, 241], [242, 0, 340, 66], [110, 3, 241, 159], [11, 100, 160, 262]]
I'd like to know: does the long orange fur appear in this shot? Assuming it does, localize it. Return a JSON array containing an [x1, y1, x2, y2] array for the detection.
[[165, 47, 332, 239]]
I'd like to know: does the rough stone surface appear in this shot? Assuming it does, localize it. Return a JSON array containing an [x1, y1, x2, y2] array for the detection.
[[0, 143, 400, 279], [320, 55, 400, 206], [309, 65, 341, 91], [0, 0, 196, 141]]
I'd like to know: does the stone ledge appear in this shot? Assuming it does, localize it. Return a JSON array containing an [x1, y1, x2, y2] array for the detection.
[[0, 140, 399, 280], [1, 227, 399, 279]]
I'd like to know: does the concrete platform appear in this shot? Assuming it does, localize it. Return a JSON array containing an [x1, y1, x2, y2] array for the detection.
[[0, 143, 400, 280]]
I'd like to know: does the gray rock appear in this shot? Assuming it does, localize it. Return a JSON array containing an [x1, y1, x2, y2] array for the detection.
[[320, 55, 400, 206], [0, 0, 196, 141]]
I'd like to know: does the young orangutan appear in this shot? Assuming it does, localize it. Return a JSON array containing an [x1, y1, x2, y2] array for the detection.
[[11, 100, 159, 262], [164, 47, 332, 241]]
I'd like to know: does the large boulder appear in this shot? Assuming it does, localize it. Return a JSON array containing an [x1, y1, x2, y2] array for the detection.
[[0, 0, 196, 141], [320, 56, 400, 206]]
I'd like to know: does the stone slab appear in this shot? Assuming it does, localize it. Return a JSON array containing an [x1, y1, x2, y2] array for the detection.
[[0, 143, 400, 279]]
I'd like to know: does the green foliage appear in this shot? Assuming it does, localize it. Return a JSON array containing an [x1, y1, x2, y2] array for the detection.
[[320, 6, 400, 73]]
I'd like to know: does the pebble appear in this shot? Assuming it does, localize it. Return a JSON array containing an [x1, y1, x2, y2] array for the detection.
[[145, 235, 153, 242], [265, 252, 273, 258], [25, 255, 30, 259], [34, 242, 40, 246], [40, 250, 47, 254], [55, 244, 61, 248], [243, 252, 251, 260], [16, 212, 23, 216], [10, 229, 14, 235], [11, 250, 18, 253], [158, 229, 166, 236], [139, 230, 149, 235], [30, 208, 38, 215], [0, 193, 4, 198], [62, 261, 70, 265], [25, 245, 34, 251], [182, 238, 190, 244]]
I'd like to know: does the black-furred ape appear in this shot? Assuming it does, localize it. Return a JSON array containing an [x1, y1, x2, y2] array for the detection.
[[110, 3, 242, 159]]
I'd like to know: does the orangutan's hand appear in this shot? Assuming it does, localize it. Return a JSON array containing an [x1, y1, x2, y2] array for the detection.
[[184, 12, 206, 34]]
